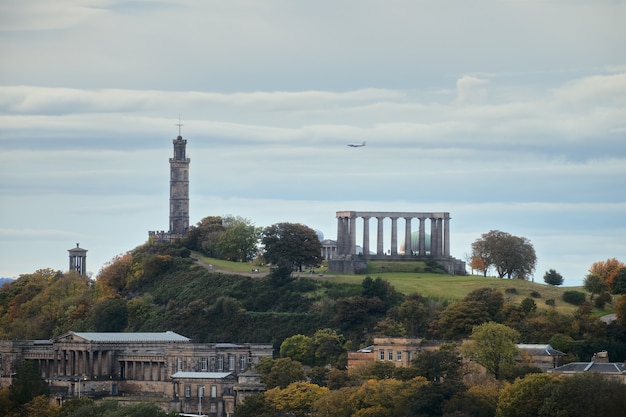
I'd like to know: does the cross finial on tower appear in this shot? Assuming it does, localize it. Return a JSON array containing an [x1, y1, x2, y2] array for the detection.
[[176, 115, 184, 137]]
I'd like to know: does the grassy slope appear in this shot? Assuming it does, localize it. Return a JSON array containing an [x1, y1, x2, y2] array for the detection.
[[194, 254, 606, 316]]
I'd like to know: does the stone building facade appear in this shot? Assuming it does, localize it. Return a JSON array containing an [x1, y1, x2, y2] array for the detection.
[[0, 331, 272, 416]]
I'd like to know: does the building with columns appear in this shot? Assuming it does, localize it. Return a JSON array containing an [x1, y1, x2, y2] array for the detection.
[[68, 243, 87, 276], [149, 130, 191, 243], [0, 331, 272, 415], [329, 211, 465, 275]]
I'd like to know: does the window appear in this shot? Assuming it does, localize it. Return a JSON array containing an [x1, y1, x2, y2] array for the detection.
[[211, 385, 217, 398], [228, 355, 235, 371], [201, 357, 208, 371], [210, 356, 216, 371], [388, 350, 393, 361], [240, 355, 247, 371], [184, 385, 191, 398], [379, 350, 385, 360], [217, 355, 224, 371], [177, 358, 183, 371], [198, 386, 204, 398], [210, 403, 217, 413], [397, 351, 402, 362]]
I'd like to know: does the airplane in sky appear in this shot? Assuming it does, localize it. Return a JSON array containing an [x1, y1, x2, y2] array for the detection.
[[347, 141, 366, 147]]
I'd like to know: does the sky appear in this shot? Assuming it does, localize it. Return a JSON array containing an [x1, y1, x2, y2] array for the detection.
[[1, 0, 625, 286]]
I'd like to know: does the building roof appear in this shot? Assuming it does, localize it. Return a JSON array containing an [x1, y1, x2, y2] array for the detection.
[[172, 372, 233, 379], [60, 331, 190, 343], [517, 344, 565, 357], [548, 362, 626, 374]]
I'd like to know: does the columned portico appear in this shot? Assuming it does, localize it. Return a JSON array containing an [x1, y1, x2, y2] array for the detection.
[[329, 211, 465, 275], [334, 211, 452, 258]]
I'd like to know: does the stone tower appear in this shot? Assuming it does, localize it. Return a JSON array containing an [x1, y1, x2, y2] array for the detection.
[[68, 243, 87, 276], [169, 133, 190, 237]]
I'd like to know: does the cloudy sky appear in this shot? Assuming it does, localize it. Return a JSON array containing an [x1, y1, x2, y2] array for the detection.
[[1, 0, 625, 286]]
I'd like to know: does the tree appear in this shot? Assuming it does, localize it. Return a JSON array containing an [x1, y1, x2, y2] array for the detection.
[[543, 269, 563, 286], [215, 216, 261, 262], [589, 258, 625, 291], [462, 287, 503, 320], [437, 301, 491, 340], [265, 382, 329, 417], [610, 267, 626, 295], [615, 294, 626, 328], [280, 334, 315, 365], [183, 216, 225, 256], [312, 328, 347, 367], [469, 257, 488, 276], [583, 273, 606, 301], [90, 297, 128, 332], [411, 343, 463, 382], [257, 357, 306, 389], [496, 373, 559, 417], [261, 222, 321, 271], [538, 372, 626, 417], [471, 230, 537, 280], [9, 361, 49, 406], [462, 322, 520, 380]]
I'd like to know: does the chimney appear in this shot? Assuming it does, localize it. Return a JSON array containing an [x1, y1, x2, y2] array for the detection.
[[592, 350, 609, 363]]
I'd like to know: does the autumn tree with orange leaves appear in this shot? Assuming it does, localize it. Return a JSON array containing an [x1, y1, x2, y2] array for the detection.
[[589, 258, 625, 292]]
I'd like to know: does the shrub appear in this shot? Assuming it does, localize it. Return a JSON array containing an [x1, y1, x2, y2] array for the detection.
[[530, 291, 541, 298], [546, 299, 555, 306], [505, 288, 517, 294], [562, 291, 586, 306], [594, 292, 612, 309]]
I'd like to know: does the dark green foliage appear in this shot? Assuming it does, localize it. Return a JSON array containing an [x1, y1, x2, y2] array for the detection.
[[261, 222, 322, 272], [9, 360, 49, 405], [545, 298, 555, 306], [462, 287, 503, 320], [407, 379, 466, 417], [611, 267, 626, 294], [90, 297, 128, 332], [530, 290, 541, 298], [411, 344, 463, 382], [438, 301, 491, 340], [233, 393, 275, 417], [505, 287, 517, 294], [520, 297, 537, 313], [538, 372, 626, 417], [257, 357, 306, 389], [562, 290, 586, 306], [543, 269, 564, 286], [594, 291, 612, 308]]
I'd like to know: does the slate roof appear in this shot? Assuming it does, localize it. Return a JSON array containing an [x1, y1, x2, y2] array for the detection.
[[172, 372, 233, 379], [548, 362, 626, 374], [63, 331, 190, 343], [517, 344, 565, 357]]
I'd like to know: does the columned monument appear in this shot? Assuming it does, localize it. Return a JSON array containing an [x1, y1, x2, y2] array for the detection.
[[68, 243, 87, 276], [328, 211, 465, 275], [149, 126, 190, 242]]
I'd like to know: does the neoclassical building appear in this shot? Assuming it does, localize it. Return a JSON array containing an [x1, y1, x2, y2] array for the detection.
[[329, 211, 465, 275], [0, 331, 272, 416]]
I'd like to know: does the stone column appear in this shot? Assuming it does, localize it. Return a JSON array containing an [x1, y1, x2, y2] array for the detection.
[[377, 217, 384, 255], [390, 217, 398, 255], [336, 217, 344, 255], [404, 217, 412, 255], [437, 217, 443, 256], [349, 215, 357, 255], [444, 214, 450, 257], [430, 217, 437, 256], [418, 217, 426, 255], [362, 217, 370, 256]]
